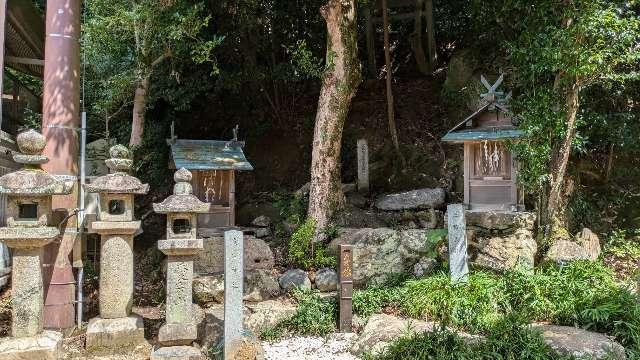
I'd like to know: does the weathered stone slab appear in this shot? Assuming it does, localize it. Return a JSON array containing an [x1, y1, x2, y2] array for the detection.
[[151, 346, 205, 360], [447, 204, 469, 283], [465, 210, 536, 231], [375, 188, 445, 211], [223, 230, 244, 358], [0, 330, 62, 360], [473, 229, 537, 271], [99, 234, 134, 319], [11, 247, 44, 337], [531, 324, 626, 360], [194, 236, 273, 274], [158, 323, 198, 346], [85, 315, 146, 352]]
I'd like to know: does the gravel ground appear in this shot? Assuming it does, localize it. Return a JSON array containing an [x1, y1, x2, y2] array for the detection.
[[262, 333, 359, 360]]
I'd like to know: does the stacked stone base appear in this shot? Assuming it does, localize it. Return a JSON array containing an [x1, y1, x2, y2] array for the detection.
[[0, 330, 62, 360], [151, 345, 205, 360], [85, 315, 146, 352], [159, 323, 198, 346]]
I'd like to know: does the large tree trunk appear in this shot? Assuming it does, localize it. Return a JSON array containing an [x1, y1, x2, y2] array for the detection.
[[308, 0, 361, 242], [546, 79, 580, 225], [129, 76, 149, 147]]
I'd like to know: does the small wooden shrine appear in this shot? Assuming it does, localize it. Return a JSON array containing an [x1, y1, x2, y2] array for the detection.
[[442, 75, 524, 211], [168, 129, 253, 231]]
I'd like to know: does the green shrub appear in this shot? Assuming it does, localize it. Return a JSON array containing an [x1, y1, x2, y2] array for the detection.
[[288, 218, 337, 269], [260, 289, 337, 339], [367, 317, 578, 360], [354, 261, 640, 353]]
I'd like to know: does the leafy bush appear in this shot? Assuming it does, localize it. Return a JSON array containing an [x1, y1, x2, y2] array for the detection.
[[288, 218, 336, 269], [366, 317, 578, 360], [261, 289, 337, 339], [353, 261, 640, 352]]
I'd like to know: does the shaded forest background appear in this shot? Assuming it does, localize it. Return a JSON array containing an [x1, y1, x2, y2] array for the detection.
[[21, 0, 640, 238]]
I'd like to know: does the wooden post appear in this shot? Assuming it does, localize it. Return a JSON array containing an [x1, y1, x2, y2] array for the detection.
[[0, 0, 6, 130], [339, 244, 353, 333]]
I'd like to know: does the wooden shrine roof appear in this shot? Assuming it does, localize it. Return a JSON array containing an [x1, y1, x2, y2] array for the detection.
[[170, 139, 254, 171]]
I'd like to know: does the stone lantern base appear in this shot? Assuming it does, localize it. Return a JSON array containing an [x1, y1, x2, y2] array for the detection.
[[150, 345, 205, 360], [0, 330, 62, 360], [85, 315, 146, 352]]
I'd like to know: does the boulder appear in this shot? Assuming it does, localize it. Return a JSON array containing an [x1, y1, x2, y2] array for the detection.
[[194, 236, 274, 274], [193, 275, 224, 305], [251, 215, 272, 228], [194, 270, 280, 304], [329, 228, 442, 286], [531, 324, 626, 360], [575, 228, 601, 260], [351, 314, 437, 356], [472, 229, 537, 271], [244, 270, 280, 302], [465, 211, 536, 232], [225, 336, 266, 360], [314, 268, 338, 292], [196, 301, 296, 349], [375, 188, 445, 211], [244, 300, 297, 335], [413, 257, 438, 277], [254, 228, 271, 238], [543, 240, 590, 265], [279, 269, 311, 291]]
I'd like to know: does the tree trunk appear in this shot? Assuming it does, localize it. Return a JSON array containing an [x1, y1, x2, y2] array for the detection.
[[382, 0, 405, 167], [129, 76, 149, 147], [547, 79, 580, 223], [308, 0, 361, 242]]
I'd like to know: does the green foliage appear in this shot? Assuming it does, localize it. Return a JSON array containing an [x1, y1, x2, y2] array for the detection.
[[605, 229, 640, 259], [288, 218, 336, 269], [273, 192, 308, 226], [366, 317, 579, 360], [352, 261, 640, 351], [261, 289, 337, 339]]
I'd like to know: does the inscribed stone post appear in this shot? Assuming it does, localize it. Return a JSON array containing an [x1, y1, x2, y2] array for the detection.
[[447, 204, 469, 283], [357, 139, 369, 193], [224, 230, 244, 358], [339, 244, 353, 332]]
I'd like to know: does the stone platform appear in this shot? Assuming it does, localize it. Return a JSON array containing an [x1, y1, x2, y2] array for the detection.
[[151, 346, 205, 360], [0, 330, 62, 360], [85, 315, 146, 351]]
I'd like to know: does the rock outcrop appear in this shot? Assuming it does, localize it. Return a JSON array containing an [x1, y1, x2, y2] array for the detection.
[[329, 228, 443, 286], [375, 188, 445, 211], [194, 235, 274, 274], [279, 269, 311, 291], [465, 211, 537, 271], [531, 324, 626, 360]]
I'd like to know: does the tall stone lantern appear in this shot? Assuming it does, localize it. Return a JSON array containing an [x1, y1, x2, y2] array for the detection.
[[151, 168, 209, 359], [85, 144, 149, 351], [0, 130, 74, 359]]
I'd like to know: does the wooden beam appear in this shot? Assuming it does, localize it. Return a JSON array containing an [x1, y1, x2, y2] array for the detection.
[[5, 56, 44, 66]]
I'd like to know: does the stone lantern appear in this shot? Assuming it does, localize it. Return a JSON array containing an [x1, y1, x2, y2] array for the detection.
[[151, 168, 209, 359], [0, 130, 74, 359], [85, 144, 149, 351]]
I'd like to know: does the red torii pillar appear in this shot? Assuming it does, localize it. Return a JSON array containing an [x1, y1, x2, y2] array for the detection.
[[41, 0, 81, 330]]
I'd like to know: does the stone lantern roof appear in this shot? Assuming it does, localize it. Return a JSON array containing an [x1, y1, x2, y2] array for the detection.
[[85, 145, 149, 194], [153, 168, 211, 214], [0, 129, 74, 196]]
